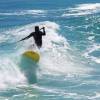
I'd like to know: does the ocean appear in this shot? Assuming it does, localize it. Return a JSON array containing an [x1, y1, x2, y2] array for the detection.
[[0, 0, 100, 100]]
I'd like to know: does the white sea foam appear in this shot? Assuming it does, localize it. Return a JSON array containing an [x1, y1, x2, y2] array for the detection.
[[88, 92, 100, 99], [34, 85, 73, 95], [0, 57, 26, 89], [33, 85, 90, 99], [83, 44, 100, 63], [0, 35, 7, 43], [73, 3, 100, 10], [62, 3, 100, 17], [0, 10, 46, 16], [88, 36, 95, 41]]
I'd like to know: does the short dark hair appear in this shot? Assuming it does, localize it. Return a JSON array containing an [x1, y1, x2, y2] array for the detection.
[[35, 26, 39, 30]]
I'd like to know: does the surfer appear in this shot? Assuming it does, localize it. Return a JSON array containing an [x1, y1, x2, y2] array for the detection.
[[20, 26, 46, 48]]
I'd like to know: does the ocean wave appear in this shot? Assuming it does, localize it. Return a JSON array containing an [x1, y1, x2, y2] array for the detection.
[[83, 44, 100, 63], [13, 22, 95, 77], [88, 36, 95, 41], [33, 85, 86, 99], [88, 92, 100, 99], [0, 10, 46, 16], [0, 21, 93, 89], [62, 3, 100, 17], [0, 57, 26, 89], [33, 84, 99, 100], [0, 35, 7, 43]]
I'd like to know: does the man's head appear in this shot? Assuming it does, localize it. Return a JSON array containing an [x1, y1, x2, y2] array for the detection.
[[35, 26, 39, 31]]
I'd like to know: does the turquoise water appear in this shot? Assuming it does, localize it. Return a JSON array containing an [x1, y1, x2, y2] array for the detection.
[[0, 0, 100, 99]]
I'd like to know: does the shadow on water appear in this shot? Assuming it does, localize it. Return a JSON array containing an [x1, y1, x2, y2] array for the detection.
[[20, 55, 39, 84]]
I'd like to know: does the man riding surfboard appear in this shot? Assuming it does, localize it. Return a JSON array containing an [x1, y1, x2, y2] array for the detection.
[[20, 26, 46, 48]]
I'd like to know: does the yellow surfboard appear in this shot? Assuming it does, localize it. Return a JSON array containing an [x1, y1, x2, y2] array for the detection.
[[22, 51, 40, 62]]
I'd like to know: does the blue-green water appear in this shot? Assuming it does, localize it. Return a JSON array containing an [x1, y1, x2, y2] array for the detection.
[[0, 0, 100, 100]]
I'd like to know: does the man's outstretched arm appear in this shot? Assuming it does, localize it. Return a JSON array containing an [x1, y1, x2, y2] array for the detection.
[[19, 33, 33, 41]]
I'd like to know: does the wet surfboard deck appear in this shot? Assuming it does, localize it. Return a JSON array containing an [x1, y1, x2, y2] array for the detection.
[[22, 51, 40, 63]]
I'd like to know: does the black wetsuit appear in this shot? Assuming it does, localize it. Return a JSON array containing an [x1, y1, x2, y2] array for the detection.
[[20, 29, 46, 48]]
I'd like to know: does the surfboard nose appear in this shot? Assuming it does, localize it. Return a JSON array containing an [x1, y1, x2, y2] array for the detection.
[[23, 51, 40, 63]]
